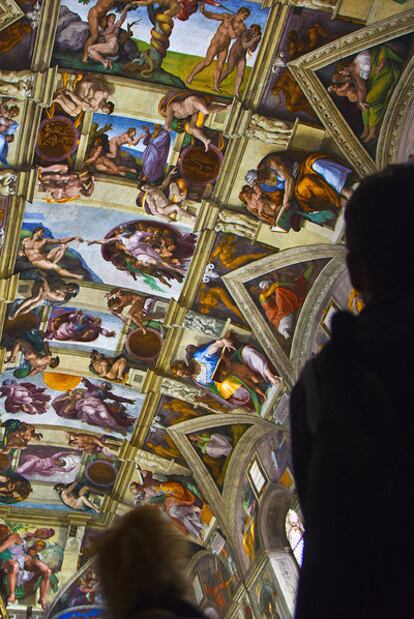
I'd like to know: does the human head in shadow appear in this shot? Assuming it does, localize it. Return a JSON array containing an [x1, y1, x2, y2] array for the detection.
[[345, 164, 414, 304], [95, 505, 205, 619]]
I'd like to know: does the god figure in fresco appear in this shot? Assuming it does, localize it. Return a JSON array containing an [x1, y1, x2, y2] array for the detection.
[[88, 221, 196, 289], [171, 333, 280, 414]]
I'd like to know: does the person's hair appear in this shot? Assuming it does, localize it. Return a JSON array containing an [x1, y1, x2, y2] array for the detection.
[[63, 283, 80, 300], [127, 127, 136, 135], [238, 7, 250, 16], [345, 165, 414, 296], [49, 356, 60, 369], [32, 226, 45, 235], [13, 478, 32, 501], [170, 360, 188, 376], [103, 101, 115, 114], [95, 506, 189, 619], [251, 24, 261, 33], [239, 185, 252, 201], [107, 13, 115, 20]]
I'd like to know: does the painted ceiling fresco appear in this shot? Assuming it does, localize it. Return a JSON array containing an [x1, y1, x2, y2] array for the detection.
[[0, 0, 413, 618]]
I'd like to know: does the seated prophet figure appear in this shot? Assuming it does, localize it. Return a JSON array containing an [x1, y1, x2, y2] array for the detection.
[[329, 45, 404, 143], [243, 151, 353, 228], [171, 334, 280, 414], [0, 525, 51, 608]]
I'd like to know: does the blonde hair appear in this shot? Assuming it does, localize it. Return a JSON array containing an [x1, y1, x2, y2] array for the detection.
[[96, 506, 190, 619]]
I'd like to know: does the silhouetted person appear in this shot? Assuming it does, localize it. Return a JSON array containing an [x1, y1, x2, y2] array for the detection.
[[96, 505, 206, 619], [290, 165, 414, 619]]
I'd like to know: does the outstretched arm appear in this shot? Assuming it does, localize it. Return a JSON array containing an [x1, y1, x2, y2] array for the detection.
[[48, 236, 83, 244], [87, 236, 117, 247], [85, 145, 103, 166], [200, 3, 225, 20], [206, 337, 235, 355], [116, 6, 129, 28], [0, 534, 21, 554], [159, 166, 177, 191]]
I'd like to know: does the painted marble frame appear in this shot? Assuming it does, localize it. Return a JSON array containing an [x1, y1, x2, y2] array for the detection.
[[0, 0, 24, 33], [376, 53, 414, 166], [288, 10, 414, 173], [222, 244, 346, 382]]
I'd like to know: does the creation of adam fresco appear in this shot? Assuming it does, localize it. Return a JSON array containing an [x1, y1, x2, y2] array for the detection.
[[0, 0, 412, 617]]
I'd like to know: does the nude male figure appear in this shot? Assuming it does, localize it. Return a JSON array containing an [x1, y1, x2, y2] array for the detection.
[[54, 482, 100, 512], [187, 4, 251, 91], [53, 76, 114, 117], [82, 0, 142, 64], [6, 338, 60, 377], [218, 24, 261, 96], [106, 287, 164, 333], [85, 137, 137, 176], [108, 127, 141, 158], [90, 350, 129, 381], [38, 164, 95, 201], [18, 226, 84, 280], [138, 168, 194, 222], [164, 94, 228, 151]]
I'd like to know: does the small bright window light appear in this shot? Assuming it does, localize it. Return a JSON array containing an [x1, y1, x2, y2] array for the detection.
[[285, 509, 304, 566], [249, 459, 266, 494]]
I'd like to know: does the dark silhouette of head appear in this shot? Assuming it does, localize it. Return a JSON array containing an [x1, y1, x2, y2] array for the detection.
[[345, 165, 414, 301], [95, 506, 189, 619]]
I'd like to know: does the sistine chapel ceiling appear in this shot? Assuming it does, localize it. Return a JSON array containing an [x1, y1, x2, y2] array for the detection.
[[0, 1, 413, 618]]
